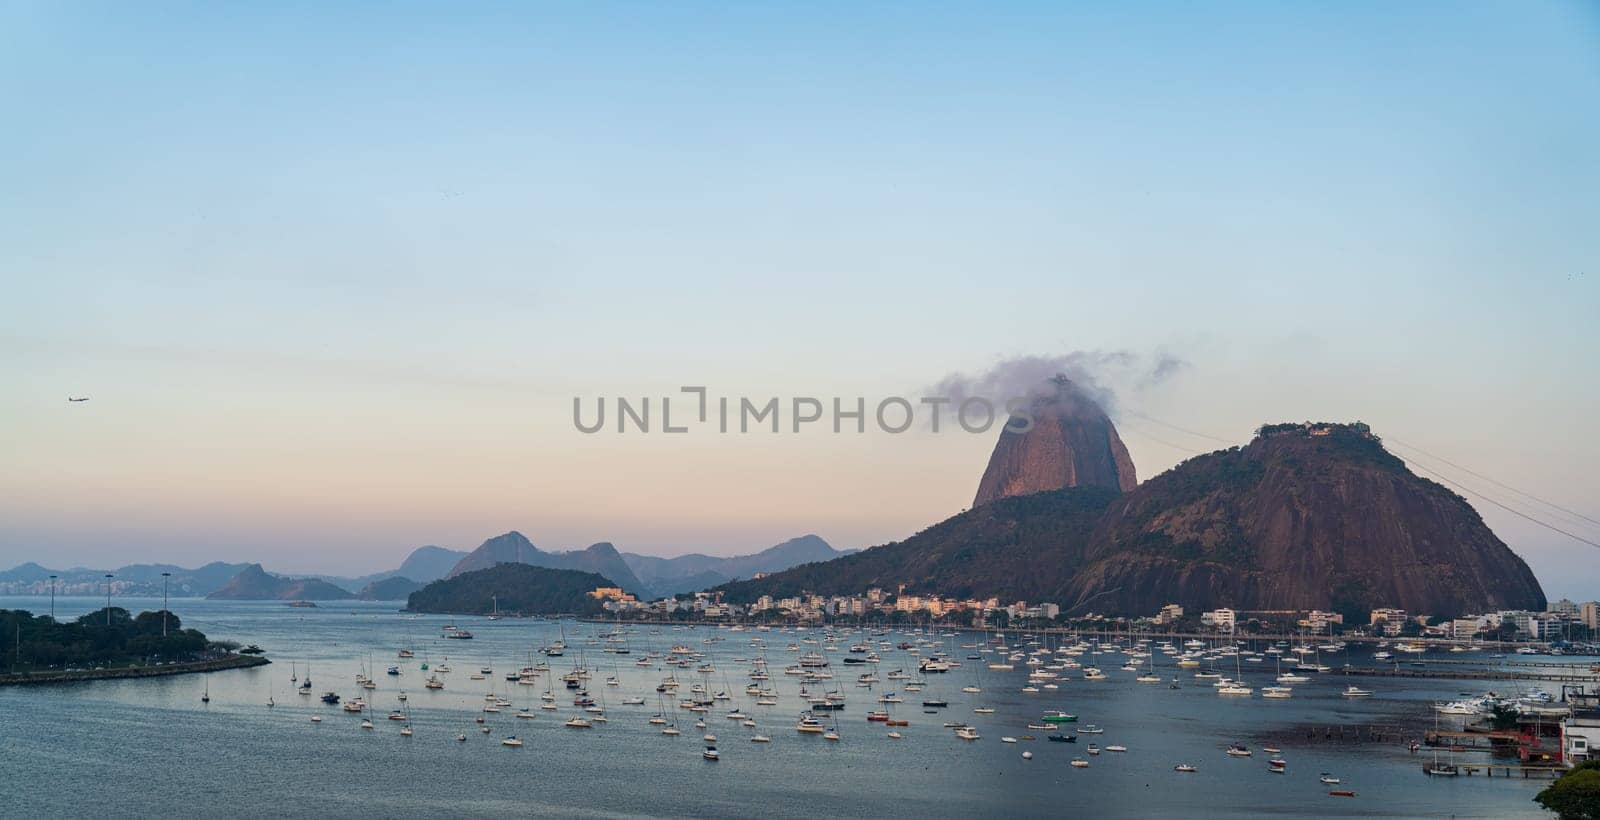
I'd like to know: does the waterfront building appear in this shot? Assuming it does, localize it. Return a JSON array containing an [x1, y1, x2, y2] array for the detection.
[[1200, 609, 1236, 633]]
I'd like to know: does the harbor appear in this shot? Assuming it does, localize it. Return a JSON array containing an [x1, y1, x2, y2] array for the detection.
[[2, 596, 1594, 819]]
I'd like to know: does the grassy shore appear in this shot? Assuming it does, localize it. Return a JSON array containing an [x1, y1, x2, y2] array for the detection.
[[0, 654, 270, 686]]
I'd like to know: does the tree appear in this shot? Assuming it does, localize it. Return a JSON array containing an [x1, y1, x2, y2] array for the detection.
[[1535, 759, 1600, 820]]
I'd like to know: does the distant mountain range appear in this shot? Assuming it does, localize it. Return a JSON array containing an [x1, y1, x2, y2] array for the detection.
[[0, 561, 253, 597], [440, 531, 853, 599], [1, 535, 841, 602], [357, 576, 425, 601], [207, 564, 355, 601], [619, 535, 851, 596]]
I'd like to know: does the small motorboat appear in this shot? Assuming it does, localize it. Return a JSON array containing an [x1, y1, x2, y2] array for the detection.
[[703, 745, 720, 760], [1175, 764, 1198, 772], [1319, 773, 1341, 784], [1070, 759, 1089, 768], [1226, 743, 1252, 757], [1047, 734, 1076, 743], [310, 715, 323, 723], [502, 736, 523, 747], [1106, 745, 1127, 752], [1001, 736, 1018, 744], [1329, 790, 1357, 797]]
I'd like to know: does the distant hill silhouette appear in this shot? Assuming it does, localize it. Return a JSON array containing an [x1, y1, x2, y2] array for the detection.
[[407, 564, 612, 615]]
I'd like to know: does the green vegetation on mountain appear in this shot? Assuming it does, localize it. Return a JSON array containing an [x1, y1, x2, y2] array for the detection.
[[1, 608, 214, 673], [406, 564, 613, 615]]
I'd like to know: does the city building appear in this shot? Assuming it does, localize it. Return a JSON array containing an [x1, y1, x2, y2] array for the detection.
[[1369, 608, 1407, 637], [1154, 603, 1184, 625], [1548, 599, 1580, 618], [1450, 617, 1488, 639], [1561, 714, 1600, 768], [1201, 609, 1236, 633]]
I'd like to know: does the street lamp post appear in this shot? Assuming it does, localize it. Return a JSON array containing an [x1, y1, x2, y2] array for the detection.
[[48, 575, 56, 620], [161, 572, 171, 637], [104, 574, 114, 624]]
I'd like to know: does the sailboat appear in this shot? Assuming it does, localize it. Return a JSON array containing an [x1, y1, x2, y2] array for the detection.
[[201, 678, 210, 704], [1136, 647, 1161, 684], [1425, 710, 1459, 775], [1275, 652, 1309, 684], [1217, 648, 1252, 695]]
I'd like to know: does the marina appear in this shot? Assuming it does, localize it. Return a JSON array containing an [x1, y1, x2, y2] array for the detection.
[[2, 597, 1593, 819]]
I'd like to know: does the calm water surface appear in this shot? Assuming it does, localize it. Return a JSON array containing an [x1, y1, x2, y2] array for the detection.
[[1, 597, 1585, 819]]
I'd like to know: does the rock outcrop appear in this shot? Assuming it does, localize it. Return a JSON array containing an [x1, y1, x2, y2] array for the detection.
[[722, 422, 1546, 619], [1063, 422, 1546, 617], [973, 375, 1136, 507]]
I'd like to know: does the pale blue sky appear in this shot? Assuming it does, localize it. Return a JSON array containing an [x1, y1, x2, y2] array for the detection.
[[2, 2, 1597, 599]]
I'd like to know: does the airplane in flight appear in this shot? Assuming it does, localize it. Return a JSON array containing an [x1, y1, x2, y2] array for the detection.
[[67, 396, 90, 402]]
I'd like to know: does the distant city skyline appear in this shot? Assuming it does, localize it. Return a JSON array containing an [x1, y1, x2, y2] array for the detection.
[[2, 2, 1597, 599]]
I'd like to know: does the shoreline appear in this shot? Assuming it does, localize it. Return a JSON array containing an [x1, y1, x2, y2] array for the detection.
[[0, 654, 271, 686]]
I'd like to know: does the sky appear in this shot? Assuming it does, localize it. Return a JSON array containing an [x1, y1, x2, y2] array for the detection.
[[1, 2, 1597, 598]]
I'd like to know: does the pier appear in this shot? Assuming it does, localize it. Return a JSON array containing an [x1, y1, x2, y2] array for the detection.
[[1340, 665, 1599, 683], [1423, 729, 1518, 751], [1423, 764, 1563, 779]]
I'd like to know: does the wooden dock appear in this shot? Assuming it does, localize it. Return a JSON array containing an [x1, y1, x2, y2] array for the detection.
[[1424, 729, 1518, 751], [1424, 764, 1563, 779], [1341, 665, 1598, 683]]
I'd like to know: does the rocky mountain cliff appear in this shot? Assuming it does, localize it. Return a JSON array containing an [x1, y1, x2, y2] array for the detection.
[[973, 375, 1136, 507], [1063, 423, 1546, 618], [445, 532, 647, 595], [723, 423, 1546, 618]]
